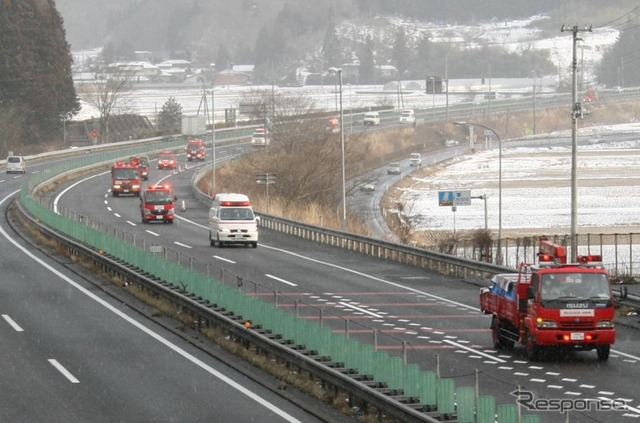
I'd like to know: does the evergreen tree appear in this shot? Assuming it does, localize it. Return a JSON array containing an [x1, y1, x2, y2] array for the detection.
[[216, 45, 232, 71], [322, 23, 343, 68], [0, 0, 79, 147], [358, 36, 376, 84], [391, 28, 412, 77], [157, 97, 183, 132]]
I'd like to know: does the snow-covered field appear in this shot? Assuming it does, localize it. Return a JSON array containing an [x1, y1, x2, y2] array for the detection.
[[400, 127, 640, 236]]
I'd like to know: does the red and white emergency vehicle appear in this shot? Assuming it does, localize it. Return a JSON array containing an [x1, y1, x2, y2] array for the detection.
[[480, 237, 615, 361], [208, 193, 259, 248], [110, 161, 142, 197], [140, 183, 177, 223], [129, 156, 150, 180], [251, 127, 269, 147], [185, 139, 206, 161], [324, 116, 340, 134], [157, 150, 177, 170]]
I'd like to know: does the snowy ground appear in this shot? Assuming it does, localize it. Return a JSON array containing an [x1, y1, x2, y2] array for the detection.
[[71, 14, 620, 122], [399, 125, 640, 237]]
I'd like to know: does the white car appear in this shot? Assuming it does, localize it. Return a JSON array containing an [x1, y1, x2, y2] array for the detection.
[[386, 162, 401, 175], [399, 109, 415, 124], [409, 153, 422, 167], [6, 155, 26, 174], [363, 112, 380, 126]]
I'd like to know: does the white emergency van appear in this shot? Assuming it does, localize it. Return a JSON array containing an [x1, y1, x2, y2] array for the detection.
[[208, 193, 259, 248]]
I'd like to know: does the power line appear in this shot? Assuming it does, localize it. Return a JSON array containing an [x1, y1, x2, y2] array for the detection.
[[596, 5, 640, 29]]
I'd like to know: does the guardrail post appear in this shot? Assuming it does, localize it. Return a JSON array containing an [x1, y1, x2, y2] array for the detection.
[[345, 318, 349, 339], [403, 341, 407, 365], [374, 328, 378, 351]]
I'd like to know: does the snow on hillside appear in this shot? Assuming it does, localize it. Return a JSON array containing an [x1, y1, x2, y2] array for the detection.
[[71, 14, 620, 122]]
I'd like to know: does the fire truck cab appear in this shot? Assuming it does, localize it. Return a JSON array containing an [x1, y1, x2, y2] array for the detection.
[[140, 184, 177, 223], [158, 150, 177, 170], [185, 139, 206, 161], [208, 193, 258, 248], [110, 161, 142, 197], [480, 237, 615, 361]]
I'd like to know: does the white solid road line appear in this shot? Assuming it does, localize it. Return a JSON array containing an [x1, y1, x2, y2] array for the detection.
[[0, 191, 303, 423]]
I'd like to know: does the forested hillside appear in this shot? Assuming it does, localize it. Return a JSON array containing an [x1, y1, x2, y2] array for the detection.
[[0, 0, 78, 154], [54, 0, 640, 84]]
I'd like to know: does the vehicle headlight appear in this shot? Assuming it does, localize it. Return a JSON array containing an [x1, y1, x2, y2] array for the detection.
[[536, 318, 558, 328], [132, 185, 140, 189], [113, 184, 121, 189], [596, 320, 615, 328]]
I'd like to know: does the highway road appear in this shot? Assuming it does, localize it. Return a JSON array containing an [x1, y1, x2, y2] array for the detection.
[[45, 142, 640, 423], [0, 160, 350, 422]]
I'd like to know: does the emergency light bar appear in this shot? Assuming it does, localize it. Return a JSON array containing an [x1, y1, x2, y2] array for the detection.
[[577, 255, 603, 266], [219, 201, 251, 206]]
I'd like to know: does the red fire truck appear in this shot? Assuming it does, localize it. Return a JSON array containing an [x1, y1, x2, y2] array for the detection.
[[480, 237, 615, 361], [157, 150, 177, 170], [110, 161, 142, 197], [185, 139, 206, 161], [140, 184, 177, 223], [129, 156, 150, 180]]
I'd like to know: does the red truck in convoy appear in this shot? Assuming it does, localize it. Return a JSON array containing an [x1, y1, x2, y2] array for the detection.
[[480, 237, 615, 361], [140, 184, 176, 223], [157, 150, 177, 170], [110, 161, 142, 197], [129, 156, 150, 180], [185, 139, 206, 161]]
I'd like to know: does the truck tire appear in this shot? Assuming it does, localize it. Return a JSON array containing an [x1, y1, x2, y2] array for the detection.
[[525, 330, 540, 361], [251, 242, 258, 248], [491, 316, 503, 349], [596, 345, 610, 361], [209, 232, 215, 247]]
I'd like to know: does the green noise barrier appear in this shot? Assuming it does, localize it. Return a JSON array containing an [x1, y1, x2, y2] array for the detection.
[[19, 147, 540, 422]]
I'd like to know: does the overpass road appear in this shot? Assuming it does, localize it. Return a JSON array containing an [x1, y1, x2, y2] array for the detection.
[[45, 145, 640, 423]]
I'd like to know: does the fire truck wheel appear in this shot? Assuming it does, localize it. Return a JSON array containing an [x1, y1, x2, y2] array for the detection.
[[491, 316, 503, 349], [251, 242, 258, 248], [525, 330, 539, 361], [596, 345, 610, 361], [112, 192, 118, 197]]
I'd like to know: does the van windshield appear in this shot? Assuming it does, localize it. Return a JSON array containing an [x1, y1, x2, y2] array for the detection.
[[219, 207, 254, 220]]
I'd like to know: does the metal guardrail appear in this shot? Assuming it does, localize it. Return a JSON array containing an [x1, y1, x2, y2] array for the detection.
[[16, 130, 544, 423]]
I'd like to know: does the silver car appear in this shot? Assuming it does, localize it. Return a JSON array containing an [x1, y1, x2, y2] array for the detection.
[[6, 155, 26, 174]]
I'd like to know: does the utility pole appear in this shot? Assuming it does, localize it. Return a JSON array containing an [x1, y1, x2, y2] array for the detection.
[[561, 24, 592, 263]]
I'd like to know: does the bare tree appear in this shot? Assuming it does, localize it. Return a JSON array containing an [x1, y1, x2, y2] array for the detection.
[[80, 65, 134, 143]]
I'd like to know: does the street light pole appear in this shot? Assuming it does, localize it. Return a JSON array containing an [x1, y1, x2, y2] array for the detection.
[[456, 121, 502, 264], [210, 86, 216, 193], [328, 67, 347, 224]]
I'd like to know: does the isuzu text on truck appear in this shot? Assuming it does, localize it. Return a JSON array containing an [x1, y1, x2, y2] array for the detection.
[[480, 237, 615, 361], [110, 161, 141, 197], [140, 184, 177, 223]]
